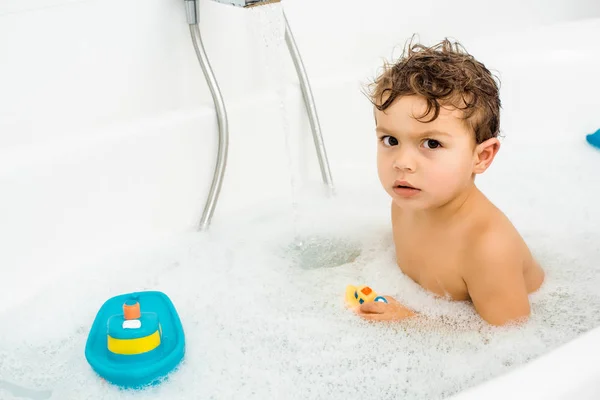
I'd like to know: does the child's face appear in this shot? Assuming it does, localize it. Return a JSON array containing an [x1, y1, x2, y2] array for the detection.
[[375, 95, 497, 210]]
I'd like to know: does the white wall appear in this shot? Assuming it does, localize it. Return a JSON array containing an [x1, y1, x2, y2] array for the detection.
[[1, 0, 599, 309], [3, 0, 600, 149], [284, 0, 600, 78]]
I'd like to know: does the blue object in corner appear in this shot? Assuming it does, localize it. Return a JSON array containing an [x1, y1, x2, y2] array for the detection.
[[85, 291, 185, 389], [587, 128, 600, 149]]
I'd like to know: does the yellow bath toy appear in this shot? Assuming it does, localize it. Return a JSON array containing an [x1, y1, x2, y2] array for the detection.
[[345, 285, 388, 307]]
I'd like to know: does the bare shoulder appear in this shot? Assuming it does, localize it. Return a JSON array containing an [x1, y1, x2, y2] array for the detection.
[[463, 197, 535, 270], [465, 220, 526, 272], [462, 211, 534, 326]]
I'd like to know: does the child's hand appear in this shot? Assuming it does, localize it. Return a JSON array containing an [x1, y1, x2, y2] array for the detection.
[[356, 296, 416, 322]]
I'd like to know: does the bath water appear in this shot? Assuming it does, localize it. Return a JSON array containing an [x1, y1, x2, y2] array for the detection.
[[0, 186, 599, 400]]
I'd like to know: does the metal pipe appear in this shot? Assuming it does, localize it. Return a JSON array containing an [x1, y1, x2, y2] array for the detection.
[[284, 12, 334, 195], [185, 0, 334, 231], [186, 0, 230, 230]]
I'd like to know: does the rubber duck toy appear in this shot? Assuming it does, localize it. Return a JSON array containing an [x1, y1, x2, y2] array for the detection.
[[345, 285, 388, 307], [85, 291, 185, 389], [587, 128, 600, 150]]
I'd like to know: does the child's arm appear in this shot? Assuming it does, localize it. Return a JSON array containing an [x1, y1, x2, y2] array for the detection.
[[463, 234, 531, 326], [356, 235, 532, 325]]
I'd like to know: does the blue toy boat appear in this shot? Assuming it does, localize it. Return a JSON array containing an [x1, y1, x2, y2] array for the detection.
[[587, 128, 600, 149], [85, 291, 185, 389]]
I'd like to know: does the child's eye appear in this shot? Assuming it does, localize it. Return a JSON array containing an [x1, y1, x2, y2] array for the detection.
[[423, 139, 442, 149], [381, 136, 398, 147]]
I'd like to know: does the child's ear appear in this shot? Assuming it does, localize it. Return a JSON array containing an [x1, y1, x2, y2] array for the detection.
[[473, 137, 500, 174]]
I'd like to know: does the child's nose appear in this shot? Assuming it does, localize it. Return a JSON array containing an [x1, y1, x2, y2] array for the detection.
[[393, 148, 416, 172]]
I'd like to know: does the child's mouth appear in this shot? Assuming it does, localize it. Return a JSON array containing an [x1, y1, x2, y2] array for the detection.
[[393, 181, 421, 197], [394, 180, 418, 189]]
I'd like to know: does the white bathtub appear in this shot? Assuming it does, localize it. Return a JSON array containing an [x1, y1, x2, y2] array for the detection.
[[1, 0, 600, 398]]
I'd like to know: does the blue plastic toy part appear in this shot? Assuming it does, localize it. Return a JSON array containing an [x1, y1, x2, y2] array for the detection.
[[587, 128, 600, 149], [85, 291, 185, 389], [374, 296, 388, 303]]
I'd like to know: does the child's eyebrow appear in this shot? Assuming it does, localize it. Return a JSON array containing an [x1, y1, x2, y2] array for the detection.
[[376, 127, 452, 137], [375, 127, 394, 135], [420, 129, 452, 137]]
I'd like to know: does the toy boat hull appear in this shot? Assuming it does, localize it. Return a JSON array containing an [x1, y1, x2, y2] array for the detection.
[[85, 291, 185, 389]]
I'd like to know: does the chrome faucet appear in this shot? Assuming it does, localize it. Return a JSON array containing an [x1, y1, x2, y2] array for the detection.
[[212, 0, 281, 6], [186, 0, 334, 230]]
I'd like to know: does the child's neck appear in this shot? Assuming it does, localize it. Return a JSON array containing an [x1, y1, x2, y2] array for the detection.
[[410, 183, 481, 226]]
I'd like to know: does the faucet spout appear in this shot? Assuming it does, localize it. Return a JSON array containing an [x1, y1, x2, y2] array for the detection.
[[212, 0, 281, 7], [184, 0, 197, 25]]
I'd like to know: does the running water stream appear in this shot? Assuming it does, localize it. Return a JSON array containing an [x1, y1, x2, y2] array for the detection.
[[247, 3, 362, 270]]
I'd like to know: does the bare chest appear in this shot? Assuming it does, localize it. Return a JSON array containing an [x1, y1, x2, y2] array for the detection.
[[393, 225, 470, 301]]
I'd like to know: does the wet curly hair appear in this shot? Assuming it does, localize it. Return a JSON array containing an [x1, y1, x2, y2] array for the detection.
[[367, 37, 501, 144]]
